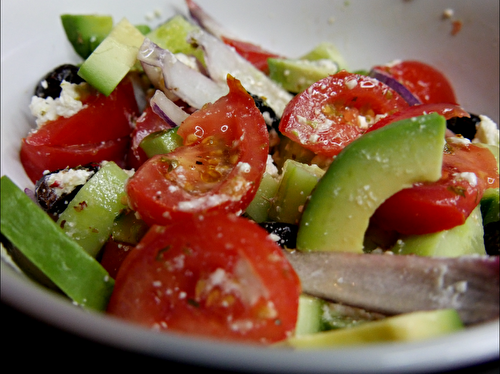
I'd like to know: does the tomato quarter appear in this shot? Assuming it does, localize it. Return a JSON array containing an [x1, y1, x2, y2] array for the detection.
[[107, 212, 301, 344], [279, 71, 409, 158], [373, 137, 499, 235], [126, 75, 269, 226]]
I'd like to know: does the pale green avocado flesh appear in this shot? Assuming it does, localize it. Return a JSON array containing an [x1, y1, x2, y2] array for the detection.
[[297, 113, 446, 253]]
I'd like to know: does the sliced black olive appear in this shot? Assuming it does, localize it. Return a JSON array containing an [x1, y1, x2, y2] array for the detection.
[[259, 221, 298, 249], [34, 64, 86, 99], [446, 113, 481, 141], [250, 93, 281, 133], [483, 222, 499, 256], [34, 163, 100, 217]]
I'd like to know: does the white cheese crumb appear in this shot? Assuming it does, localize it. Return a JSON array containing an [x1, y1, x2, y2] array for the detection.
[[447, 136, 471, 146], [472, 115, 499, 146], [29, 80, 87, 127], [453, 172, 478, 187], [46, 168, 95, 197]]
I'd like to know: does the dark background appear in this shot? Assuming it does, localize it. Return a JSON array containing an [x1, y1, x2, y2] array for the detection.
[[3, 301, 498, 373]]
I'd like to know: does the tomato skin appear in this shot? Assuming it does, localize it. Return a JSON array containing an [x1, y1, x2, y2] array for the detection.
[[25, 78, 138, 147], [366, 103, 470, 133], [20, 136, 129, 183], [373, 138, 499, 235], [373, 60, 458, 105], [279, 71, 409, 158], [126, 75, 269, 226], [107, 212, 301, 344], [222, 37, 282, 74]]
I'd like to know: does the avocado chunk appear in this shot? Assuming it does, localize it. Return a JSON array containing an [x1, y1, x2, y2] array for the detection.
[[297, 113, 446, 253], [0, 176, 114, 310], [300, 42, 348, 70], [146, 15, 204, 64], [61, 14, 113, 59], [391, 204, 486, 256], [295, 294, 325, 336], [283, 309, 463, 349], [56, 161, 129, 258], [268, 58, 339, 93], [78, 18, 145, 96]]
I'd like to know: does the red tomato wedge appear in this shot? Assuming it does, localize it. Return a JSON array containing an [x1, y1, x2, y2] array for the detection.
[[373, 138, 499, 235], [24, 78, 138, 147], [126, 75, 269, 226], [20, 136, 129, 183], [222, 36, 283, 74], [100, 239, 134, 280], [366, 103, 470, 133], [107, 212, 301, 344], [373, 60, 458, 105], [279, 71, 409, 158]]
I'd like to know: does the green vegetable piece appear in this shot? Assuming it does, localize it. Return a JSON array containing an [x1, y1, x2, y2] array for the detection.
[[268, 58, 339, 93], [299, 42, 348, 70], [139, 128, 183, 158], [481, 188, 499, 225], [245, 172, 280, 223], [78, 18, 145, 96], [391, 204, 486, 257], [57, 161, 129, 258], [146, 15, 204, 64], [295, 294, 325, 336], [0, 176, 114, 310], [269, 159, 324, 224], [297, 113, 446, 253], [61, 14, 113, 59], [283, 309, 463, 349], [134, 24, 152, 35], [111, 210, 149, 245], [321, 302, 386, 331]]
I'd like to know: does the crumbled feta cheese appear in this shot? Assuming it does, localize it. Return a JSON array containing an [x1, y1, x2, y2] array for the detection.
[[447, 136, 471, 146], [29, 81, 88, 127], [472, 115, 499, 146], [453, 172, 478, 187], [265, 155, 279, 177], [46, 168, 95, 197]]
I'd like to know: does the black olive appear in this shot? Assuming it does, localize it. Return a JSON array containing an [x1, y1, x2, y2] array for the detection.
[[483, 222, 499, 256], [259, 221, 298, 248], [34, 163, 100, 217], [250, 93, 281, 133], [446, 113, 481, 141], [34, 64, 86, 99]]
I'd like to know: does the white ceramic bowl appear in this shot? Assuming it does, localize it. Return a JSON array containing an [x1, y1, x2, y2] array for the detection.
[[1, 0, 499, 372]]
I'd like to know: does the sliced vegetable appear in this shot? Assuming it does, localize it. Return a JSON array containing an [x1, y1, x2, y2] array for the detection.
[[139, 128, 183, 158], [297, 113, 445, 253], [107, 212, 301, 344], [369, 68, 421, 106], [1, 176, 114, 310], [149, 90, 189, 128]]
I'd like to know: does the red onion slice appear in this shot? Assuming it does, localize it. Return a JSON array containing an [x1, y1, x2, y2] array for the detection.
[[150, 90, 190, 128], [188, 29, 293, 117], [137, 38, 228, 109], [185, 0, 240, 40], [284, 250, 499, 325], [370, 68, 422, 106]]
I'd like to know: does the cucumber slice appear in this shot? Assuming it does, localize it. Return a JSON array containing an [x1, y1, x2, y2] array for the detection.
[[297, 113, 446, 253], [1, 176, 114, 310], [56, 161, 129, 258], [295, 294, 324, 336], [245, 172, 280, 223], [139, 128, 183, 158]]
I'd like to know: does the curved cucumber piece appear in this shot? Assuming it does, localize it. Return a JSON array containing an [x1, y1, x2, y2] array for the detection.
[[283, 309, 463, 349], [297, 113, 446, 253], [391, 204, 486, 257], [1, 176, 114, 310], [57, 161, 129, 258]]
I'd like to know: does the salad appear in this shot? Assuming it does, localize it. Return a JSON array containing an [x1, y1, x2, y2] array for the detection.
[[1, 0, 499, 348]]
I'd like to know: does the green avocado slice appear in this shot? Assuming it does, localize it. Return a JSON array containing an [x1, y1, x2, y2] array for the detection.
[[297, 113, 446, 253], [0, 176, 114, 310]]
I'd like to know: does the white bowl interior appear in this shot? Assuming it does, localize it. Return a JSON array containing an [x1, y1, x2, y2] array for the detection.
[[1, 0, 499, 372]]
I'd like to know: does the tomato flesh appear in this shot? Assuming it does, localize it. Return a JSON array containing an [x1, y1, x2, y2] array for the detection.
[[107, 212, 301, 344], [373, 138, 499, 235], [373, 60, 458, 105], [279, 71, 409, 158], [126, 75, 269, 226]]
